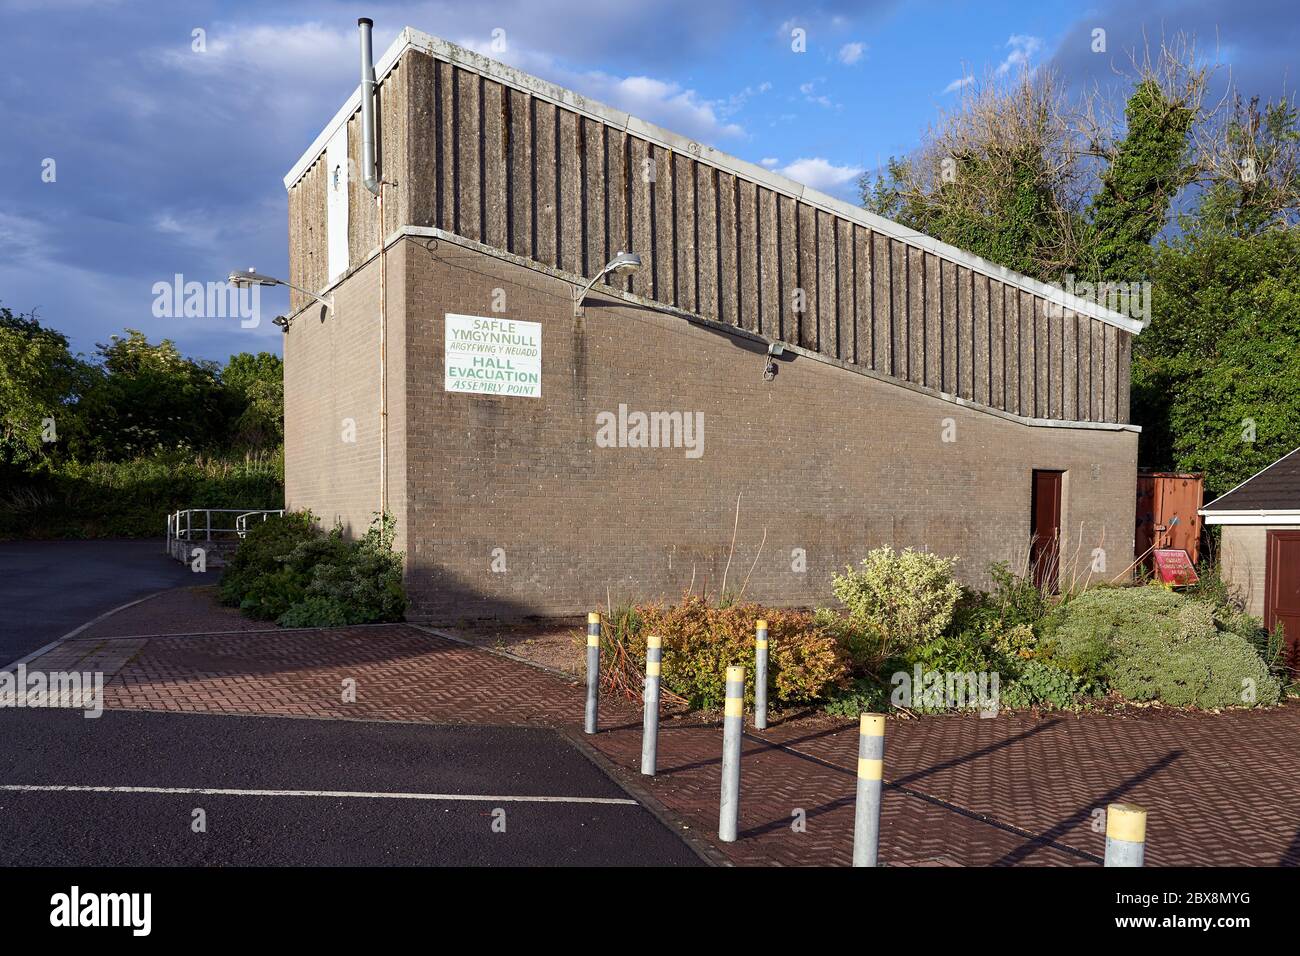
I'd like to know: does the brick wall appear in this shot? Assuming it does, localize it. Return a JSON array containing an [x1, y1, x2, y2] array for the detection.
[[283, 251, 408, 551], [1220, 524, 1300, 617], [388, 238, 1137, 622]]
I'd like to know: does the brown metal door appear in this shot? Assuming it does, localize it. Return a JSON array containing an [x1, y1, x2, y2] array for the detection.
[[1031, 470, 1063, 592], [1265, 530, 1300, 678]]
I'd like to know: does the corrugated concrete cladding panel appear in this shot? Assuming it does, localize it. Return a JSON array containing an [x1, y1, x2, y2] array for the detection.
[[395, 240, 1135, 620], [287, 45, 1134, 425]]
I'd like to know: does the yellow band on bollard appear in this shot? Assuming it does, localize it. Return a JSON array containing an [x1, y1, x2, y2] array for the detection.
[[1106, 803, 1147, 843], [857, 758, 883, 780], [755, 639, 768, 649], [726, 665, 745, 682], [724, 698, 744, 717], [646, 661, 661, 677], [859, 713, 886, 736], [756, 620, 768, 630], [587, 636, 599, 647], [646, 634, 662, 649], [588, 612, 601, 624]]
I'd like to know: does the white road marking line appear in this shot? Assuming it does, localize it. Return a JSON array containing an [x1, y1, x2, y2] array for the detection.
[[0, 784, 637, 806]]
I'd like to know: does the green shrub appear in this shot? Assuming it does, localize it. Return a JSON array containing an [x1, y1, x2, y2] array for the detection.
[[633, 597, 849, 708], [821, 677, 891, 717], [1041, 585, 1282, 707], [1109, 629, 1281, 708], [811, 607, 877, 670], [300, 515, 406, 624], [992, 623, 1038, 661], [276, 596, 352, 628], [1001, 660, 1087, 710], [219, 511, 318, 615], [221, 511, 406, 626], [831, 547, 963, 666], [0, 450, 282, 539], [906, 625, 996, 673]]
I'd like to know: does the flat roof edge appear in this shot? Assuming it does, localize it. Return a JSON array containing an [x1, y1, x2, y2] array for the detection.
[[283, 26, 1145, 335]]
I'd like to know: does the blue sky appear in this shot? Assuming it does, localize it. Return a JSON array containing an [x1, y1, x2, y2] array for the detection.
[[1, 0, 1295, 363]]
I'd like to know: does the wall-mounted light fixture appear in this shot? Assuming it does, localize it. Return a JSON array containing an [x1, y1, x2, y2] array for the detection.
[[764, 340, 785, 380], [228, 269, 335, 331], [573, 251, 642, 318]]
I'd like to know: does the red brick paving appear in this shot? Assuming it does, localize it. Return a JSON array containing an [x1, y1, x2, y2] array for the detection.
[[78, 586, 270, 638], [31, 617, 1300, 867]]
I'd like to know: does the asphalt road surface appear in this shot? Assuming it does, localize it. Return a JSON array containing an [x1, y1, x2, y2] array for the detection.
[[0, 540, 210, 664], [0, 709, 702, 867]]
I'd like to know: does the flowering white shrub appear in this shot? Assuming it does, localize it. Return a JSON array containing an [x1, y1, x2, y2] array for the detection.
[[831, 546, 963, 661]]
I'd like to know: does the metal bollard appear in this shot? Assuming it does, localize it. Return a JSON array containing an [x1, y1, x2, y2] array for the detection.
[[852, 713, 885, 867], [754, 619, 769, 730], [584, 611, 600, 734], [641, 634, 662, 775], [1104, 803, 1147, 867], [718, 664, 744, 842]]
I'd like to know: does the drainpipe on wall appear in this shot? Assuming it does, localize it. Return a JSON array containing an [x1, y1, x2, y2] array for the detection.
[[358, 17, 388, 519]]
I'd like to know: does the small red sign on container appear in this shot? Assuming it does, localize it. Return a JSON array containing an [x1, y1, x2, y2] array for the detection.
[[1153, 548, 1199, 587]]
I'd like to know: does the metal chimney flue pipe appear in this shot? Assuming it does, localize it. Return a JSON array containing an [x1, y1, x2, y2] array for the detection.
[[358, 17, 381, 197]]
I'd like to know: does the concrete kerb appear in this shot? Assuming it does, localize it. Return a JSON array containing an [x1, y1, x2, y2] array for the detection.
[[561, 727, 729, 868], [408, 624, 583, 684], [0, 589, 174, 674]]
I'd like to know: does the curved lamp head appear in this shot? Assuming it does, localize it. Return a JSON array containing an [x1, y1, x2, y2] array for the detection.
[[228, 268, 281, 287], [226, 267, 335, 320], [574, 251, 642, 317], [605, 251, 641, 277]]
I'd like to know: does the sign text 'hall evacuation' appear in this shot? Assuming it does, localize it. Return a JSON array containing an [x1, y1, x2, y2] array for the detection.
[[444, 314, 542, 397]]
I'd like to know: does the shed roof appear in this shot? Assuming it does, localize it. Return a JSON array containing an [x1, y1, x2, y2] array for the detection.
[[1201, 446, 1300, 515]]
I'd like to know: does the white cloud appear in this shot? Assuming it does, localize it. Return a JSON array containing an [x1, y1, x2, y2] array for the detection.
[[943, 75, 974, 94], [162, 20, 756, 148], [838, 42, 866, 65], [454, 38, 746, 141], [719, 81, 773, 119], [996, 34, 1043, 76], [759, 157, 780, 168], [573, 73, 744, 140], [799, 78, 835, 109], [154, 21, 373, 133], [778, 157, 864, 193]]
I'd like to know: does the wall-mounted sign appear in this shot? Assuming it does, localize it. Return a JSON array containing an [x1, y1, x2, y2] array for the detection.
[[1152, 548, 1199, 587], [444, 314, 541, 398]]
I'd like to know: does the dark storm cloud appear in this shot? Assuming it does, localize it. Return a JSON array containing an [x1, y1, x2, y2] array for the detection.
[[1048, 0, 1297, 102]]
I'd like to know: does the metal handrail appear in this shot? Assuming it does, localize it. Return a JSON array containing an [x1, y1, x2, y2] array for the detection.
[[235, 510, 284, 534], [166, 508, 285, 549]]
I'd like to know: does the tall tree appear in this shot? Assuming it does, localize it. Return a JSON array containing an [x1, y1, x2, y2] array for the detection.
[[1132, 226, 1300, 494], [222, 352, 284, 451], [1194, 94, 1300, 237], [861, 69, 1080, 282], [1085, 77, 1199, 282], [0, 307, 85, 464], [861, 41, 1207, 286], [72, 330, 227, 460]]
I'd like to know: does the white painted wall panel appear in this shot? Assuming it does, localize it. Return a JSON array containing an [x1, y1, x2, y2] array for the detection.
[[326, 126, 350, 282]]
